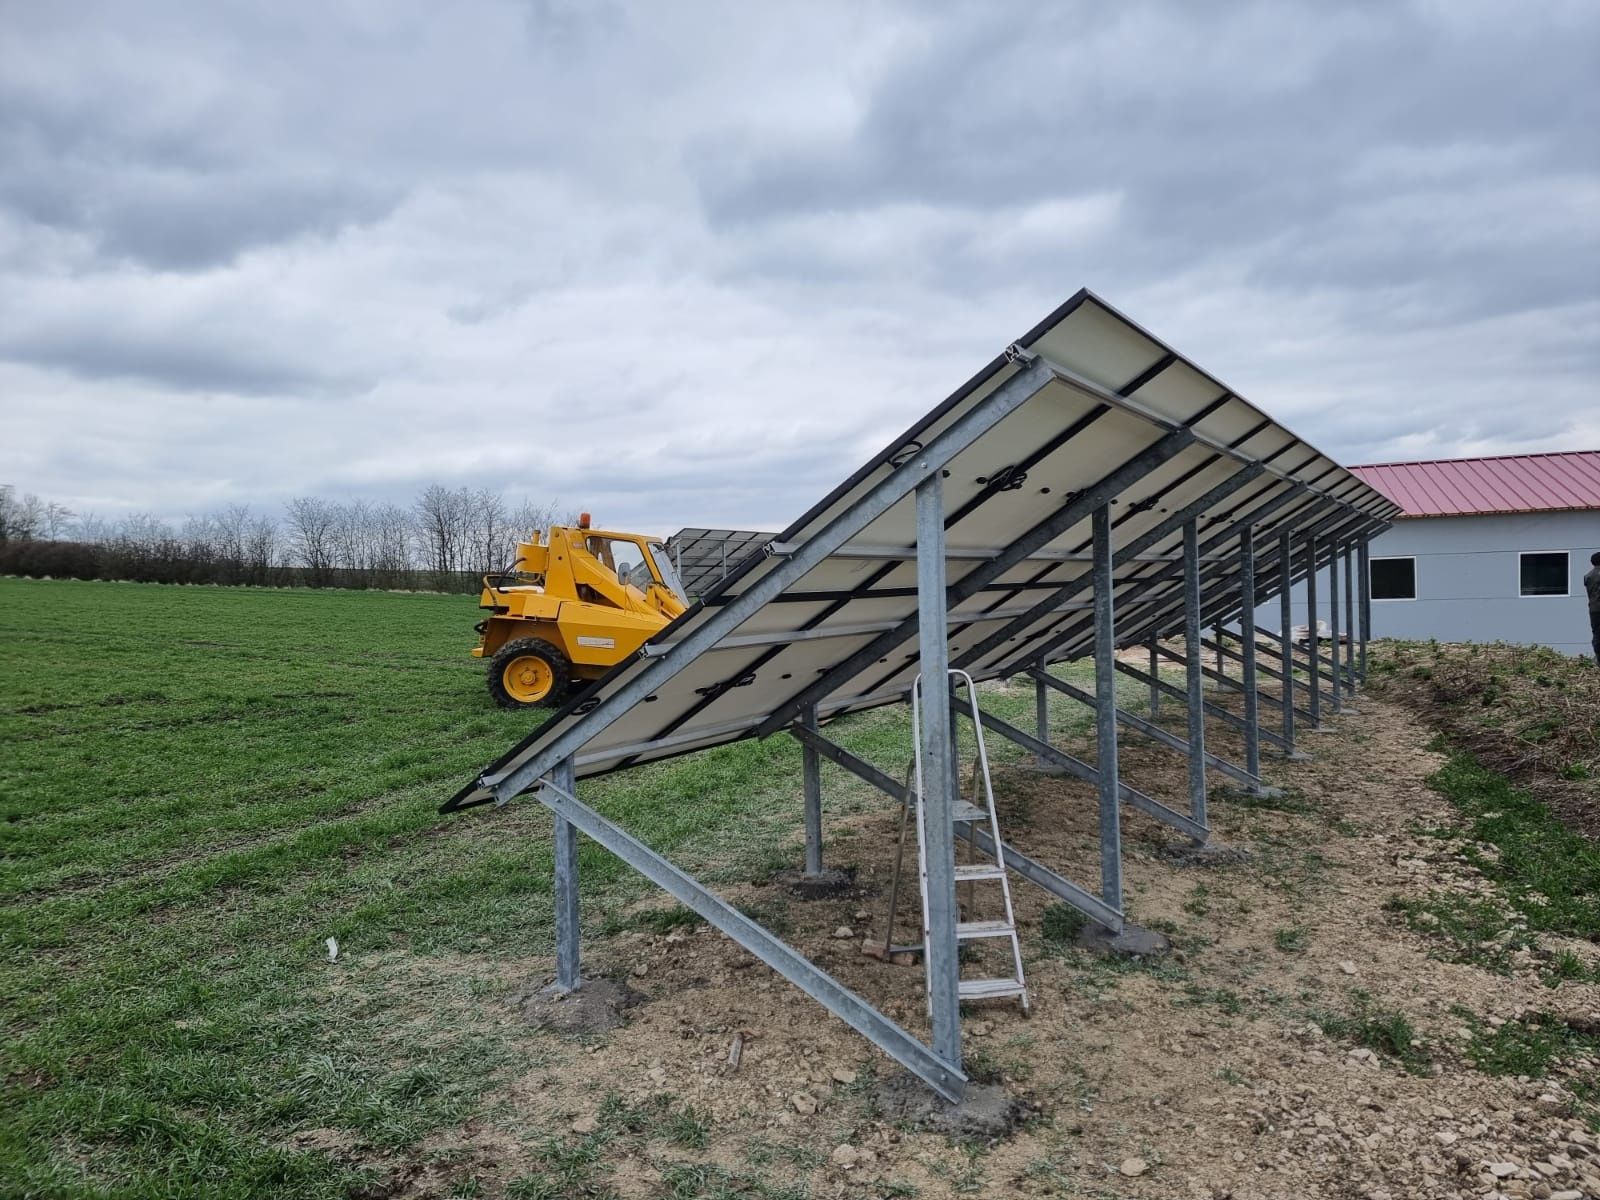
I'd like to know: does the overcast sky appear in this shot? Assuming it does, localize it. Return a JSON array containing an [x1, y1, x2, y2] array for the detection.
[[2, 1, 1596, 536]]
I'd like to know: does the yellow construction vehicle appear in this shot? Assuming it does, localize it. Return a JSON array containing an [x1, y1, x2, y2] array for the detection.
[[472, 514, 689, 708]]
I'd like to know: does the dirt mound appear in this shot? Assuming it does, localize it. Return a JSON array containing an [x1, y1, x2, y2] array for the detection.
[[1370, 642, 1599, 839]]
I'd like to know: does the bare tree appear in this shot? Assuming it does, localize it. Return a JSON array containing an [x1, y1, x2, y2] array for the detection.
[[41, 501, 75, 541], [370, 503, 412, 587], [466, 487, 509, 576], [0, 486, 49, 544], [414, 484, 471, 581], [285, 496, 338, 585], [244, 513, 279, 584]]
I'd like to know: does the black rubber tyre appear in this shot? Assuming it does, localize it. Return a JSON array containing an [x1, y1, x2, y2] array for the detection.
[[488, 637, 571, 709]]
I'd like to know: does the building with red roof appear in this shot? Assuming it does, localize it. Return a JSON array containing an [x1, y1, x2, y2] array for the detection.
[[1339, 451, 1598, 656]]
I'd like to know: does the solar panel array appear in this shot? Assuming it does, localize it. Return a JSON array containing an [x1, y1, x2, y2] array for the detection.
[[449, 290, 1397, 810], [666, 528, 773, 598]]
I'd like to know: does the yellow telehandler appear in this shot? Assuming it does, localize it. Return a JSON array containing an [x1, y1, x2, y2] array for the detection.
[[472, 514, 689, 708]]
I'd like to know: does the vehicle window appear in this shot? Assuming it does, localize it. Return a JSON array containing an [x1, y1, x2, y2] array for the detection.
[[588, 537, 650, 588]]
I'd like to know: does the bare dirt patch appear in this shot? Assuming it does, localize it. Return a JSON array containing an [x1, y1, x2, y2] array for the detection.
[[1371, 641, 1599, 840], [370, 685, 1600, 1199]]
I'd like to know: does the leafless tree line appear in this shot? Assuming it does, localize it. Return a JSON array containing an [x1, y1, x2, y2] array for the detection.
[[0, 483, 571, 591]]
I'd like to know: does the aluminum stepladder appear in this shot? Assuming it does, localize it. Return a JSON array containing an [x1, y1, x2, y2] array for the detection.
[[897, 668, 1029, 1012]]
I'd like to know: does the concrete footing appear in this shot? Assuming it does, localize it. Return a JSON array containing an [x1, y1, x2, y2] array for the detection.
[[773, 866, 855, 899], [874, 1071, 1031, 1139], [1160, 840, 1253, 869], [1073, 920, 1172, 960], [511, 975, 639, 1035]]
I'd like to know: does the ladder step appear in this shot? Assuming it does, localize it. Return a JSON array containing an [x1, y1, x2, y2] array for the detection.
[[958, 977, 1028, 1001], [950, 801, 988, 823], [953, 863, 1005, 882], [956, 920, 1015, 940]]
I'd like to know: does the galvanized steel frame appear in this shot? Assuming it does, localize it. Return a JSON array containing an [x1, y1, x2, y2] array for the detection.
[[443, 297, 1397, 1106]]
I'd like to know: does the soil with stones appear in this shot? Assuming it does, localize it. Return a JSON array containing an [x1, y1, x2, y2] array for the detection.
[[370, 684, 1600, 1199]]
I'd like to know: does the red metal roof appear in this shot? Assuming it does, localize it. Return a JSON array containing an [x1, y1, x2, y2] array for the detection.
[[1349, 451, 1600, 518]]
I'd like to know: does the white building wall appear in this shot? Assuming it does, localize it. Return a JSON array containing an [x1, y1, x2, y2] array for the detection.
[[1253, 510, 1598, 657]]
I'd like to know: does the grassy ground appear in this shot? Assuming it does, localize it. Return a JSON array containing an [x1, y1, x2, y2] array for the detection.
[[0, 578, 1117, 1199], [1368, 639, 1599, 838]]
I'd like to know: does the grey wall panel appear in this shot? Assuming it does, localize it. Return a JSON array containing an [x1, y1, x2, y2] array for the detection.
[[1252, 511, 1599, 655]]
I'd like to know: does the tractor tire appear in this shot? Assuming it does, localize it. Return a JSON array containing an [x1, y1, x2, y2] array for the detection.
[[489, 637, 571, 709]]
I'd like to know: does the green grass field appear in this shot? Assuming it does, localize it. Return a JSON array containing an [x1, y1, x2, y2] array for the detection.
[[1, 578, 1103, 1198]]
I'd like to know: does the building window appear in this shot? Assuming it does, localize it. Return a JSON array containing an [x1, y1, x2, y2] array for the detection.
[[1519, 551, 1569, 597], [1369, 556, 1416, 601]]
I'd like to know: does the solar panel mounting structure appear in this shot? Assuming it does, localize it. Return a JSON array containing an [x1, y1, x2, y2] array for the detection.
[[443, 289, 1396, 1104], [665, 528, 773, 598]]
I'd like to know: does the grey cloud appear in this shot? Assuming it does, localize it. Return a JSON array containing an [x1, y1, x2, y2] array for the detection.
[[0, 0, 1595, 532], [0, 325, 364, 397]]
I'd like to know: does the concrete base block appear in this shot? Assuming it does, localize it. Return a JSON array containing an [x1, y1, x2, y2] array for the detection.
[[1074, 920, 1172, 960], [773, 865, 855, 899], [874, 1071, 1031, 1140], [511, 975, 639, 1035], [1161, 840, 1253, 869]]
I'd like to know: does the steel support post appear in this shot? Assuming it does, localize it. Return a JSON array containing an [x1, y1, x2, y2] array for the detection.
[[1342, 540, 1356, 695], [1093, 504, 1124, 903], [1148, 637, 1161, 718], [1358, 537, 1371, 682], [552, 755, 581, 992], [1277, 527, 1296, 754], [1239, 525, 1261, 785], [1034, 661, 1050, 765], [1327, 539, 1343, 713], [801, 704, 823, 876], [1306, 533, 1322, 729], [1182, 520, 1207, 831], [914, 473, 961, 1070]]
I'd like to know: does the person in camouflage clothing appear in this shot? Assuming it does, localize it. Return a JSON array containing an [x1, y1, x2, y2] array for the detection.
[[1587, 551, 1600, 663]]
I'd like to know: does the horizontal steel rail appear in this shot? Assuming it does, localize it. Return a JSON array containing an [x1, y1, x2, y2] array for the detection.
[[949, 696, 1209, 842], [1028, 668, 1263, 789], [1112, 658, 1294, 752]]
